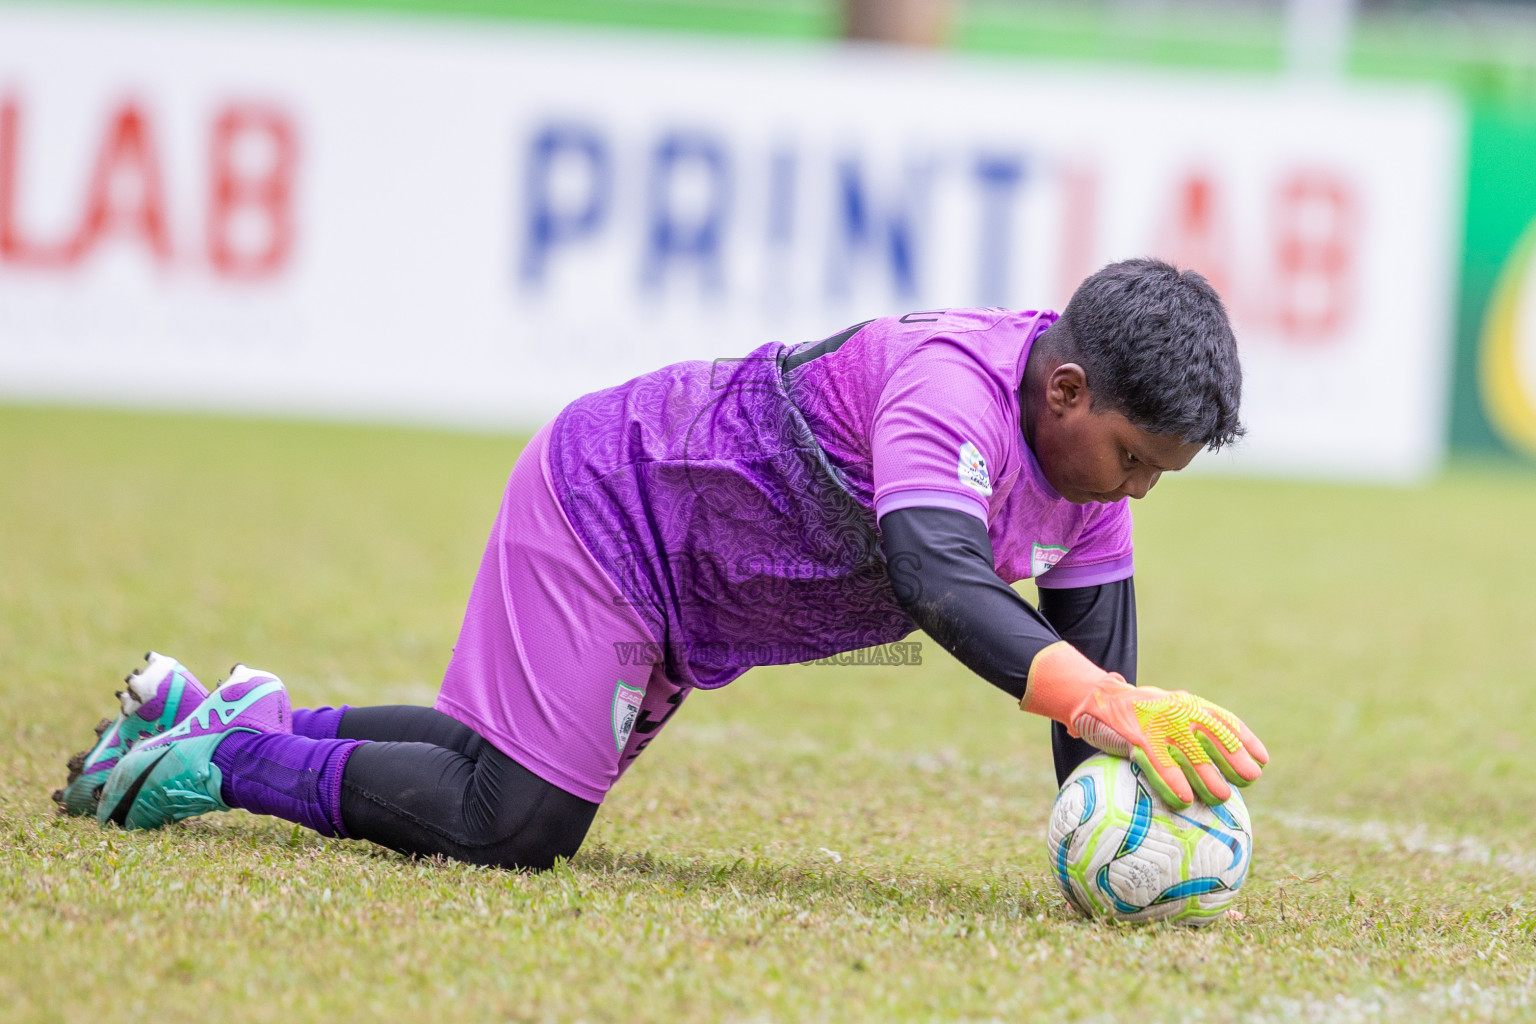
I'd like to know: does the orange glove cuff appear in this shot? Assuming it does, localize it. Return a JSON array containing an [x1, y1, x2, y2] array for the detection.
[[1020, 640, 1130, 732]]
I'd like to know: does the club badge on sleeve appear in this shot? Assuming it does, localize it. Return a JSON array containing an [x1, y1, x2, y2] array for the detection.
[[1032, 542, 1069, 578], [957, 441, 993, 497]]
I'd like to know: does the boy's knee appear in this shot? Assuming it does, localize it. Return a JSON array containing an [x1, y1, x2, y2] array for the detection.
[[463, 795, 597, 871], [498, 830, 585, 872]]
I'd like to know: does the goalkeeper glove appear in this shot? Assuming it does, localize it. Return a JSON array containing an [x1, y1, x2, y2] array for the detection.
[[1022, 641, 1269, 809]]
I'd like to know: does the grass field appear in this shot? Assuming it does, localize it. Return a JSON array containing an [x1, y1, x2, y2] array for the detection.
[[1, 404, 1533, 1023]]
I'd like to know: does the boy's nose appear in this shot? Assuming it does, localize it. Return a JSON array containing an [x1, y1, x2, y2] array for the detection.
[[1124, 469, 1161, 500]]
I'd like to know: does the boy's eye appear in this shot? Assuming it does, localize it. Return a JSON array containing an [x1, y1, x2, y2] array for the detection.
[[1124, 451, 1138, 465]]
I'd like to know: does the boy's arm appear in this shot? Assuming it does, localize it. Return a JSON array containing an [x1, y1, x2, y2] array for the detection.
[[878, 505, 1061, 701], [879, 506, 1268, 808], [1037, 580, 1137, 786]]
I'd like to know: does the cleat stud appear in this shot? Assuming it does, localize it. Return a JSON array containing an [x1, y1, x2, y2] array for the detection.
[[94, 718, 112, 737], [51, 788, 64, 804], [66, 751, 87, 774], [144, 651, 152, 662]]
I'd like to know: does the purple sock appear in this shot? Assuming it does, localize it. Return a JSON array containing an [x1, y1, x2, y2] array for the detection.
[[292, 705, 350, 740], [211, 731, 363, 838]]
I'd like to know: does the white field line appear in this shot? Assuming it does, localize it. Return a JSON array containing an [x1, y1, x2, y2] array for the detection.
[[1271, 811, 1536, 878], [1249, 976, 1536, 1024], [948, 979, 1536, 1024], [928, 978, 1536, 1024]]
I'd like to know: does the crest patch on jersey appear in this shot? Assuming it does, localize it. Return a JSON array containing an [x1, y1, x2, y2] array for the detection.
[[957, 441, 993, 497], [611, 680, 645, 752], [1031, 542, 1069, 578]]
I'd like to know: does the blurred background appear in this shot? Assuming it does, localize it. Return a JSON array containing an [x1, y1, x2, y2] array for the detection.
[[1, 0, 1534, 479]]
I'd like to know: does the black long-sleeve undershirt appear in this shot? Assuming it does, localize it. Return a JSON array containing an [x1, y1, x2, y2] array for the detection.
[[879, 506, 1059, 701], [878, 505, 1138, 784], [1038, 577, 1137, 783]]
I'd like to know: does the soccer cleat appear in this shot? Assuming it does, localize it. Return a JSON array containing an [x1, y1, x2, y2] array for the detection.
[[53, 653, 210, 817], [96, 664, 291, 831]]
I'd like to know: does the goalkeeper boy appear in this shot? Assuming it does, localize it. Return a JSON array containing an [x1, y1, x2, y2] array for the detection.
[[60, 258, 1269, 869]]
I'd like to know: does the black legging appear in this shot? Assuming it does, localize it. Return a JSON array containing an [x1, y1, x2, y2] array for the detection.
[[334, 706, 598, 870]]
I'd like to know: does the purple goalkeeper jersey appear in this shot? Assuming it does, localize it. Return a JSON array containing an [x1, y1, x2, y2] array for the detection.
[[546, 307, 1133, 691]]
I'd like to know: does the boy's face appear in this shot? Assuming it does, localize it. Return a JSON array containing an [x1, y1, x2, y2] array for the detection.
[[1030, 363, 1203, 504]]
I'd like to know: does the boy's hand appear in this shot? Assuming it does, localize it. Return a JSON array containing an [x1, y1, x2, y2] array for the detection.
[[1070, 681, 1268, 809], [1022, 642, 1269, 809]]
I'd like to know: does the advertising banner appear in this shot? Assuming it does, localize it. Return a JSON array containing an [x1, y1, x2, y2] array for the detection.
[[1451, 108, 1536, 462], [0, 6, 1463, 480]]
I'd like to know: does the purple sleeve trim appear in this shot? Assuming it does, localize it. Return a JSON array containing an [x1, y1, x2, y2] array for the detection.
[[875, 488, 988, 524], [1034, 553, 1135, 589]]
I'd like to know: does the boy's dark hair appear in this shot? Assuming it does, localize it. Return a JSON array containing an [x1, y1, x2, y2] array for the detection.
[[1046, 258, 1244, 450]]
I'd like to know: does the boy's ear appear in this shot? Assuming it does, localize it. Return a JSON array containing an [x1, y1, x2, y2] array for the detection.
[[1045, 363, 1091, 415]]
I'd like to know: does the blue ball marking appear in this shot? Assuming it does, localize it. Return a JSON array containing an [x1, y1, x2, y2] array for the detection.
[[1115, 777, 1153, 859], [1075, 775, 1097, 824], [1095, 864, 1147, 915], [1172, 810, 1249, 873], [1054, 834, 1074, 894], [1152, 876, 1230, 903], [1210, 802, 1241, 830], [1054, 775, 1097, 899]]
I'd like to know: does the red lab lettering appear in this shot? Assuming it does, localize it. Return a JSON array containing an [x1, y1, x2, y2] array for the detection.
[[67, 101, 173, 266], [1274, 171, 1354, 341], [208, 105, 297, 278], [1161, 172, 1234, 300], [0, 97, 71, 267], [0, 94, 297, 277]]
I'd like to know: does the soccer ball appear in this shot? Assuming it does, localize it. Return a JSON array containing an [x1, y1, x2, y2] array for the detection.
[[1046, 753, 1253, 926]]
